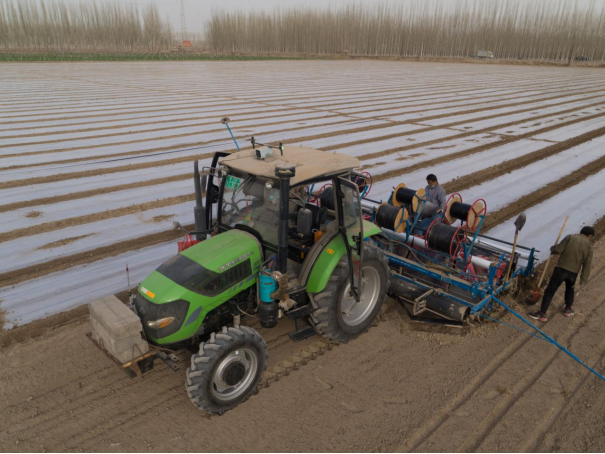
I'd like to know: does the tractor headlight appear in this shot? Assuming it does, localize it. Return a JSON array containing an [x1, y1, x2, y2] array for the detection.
[[147, 317, 175, 330], [135, 296, 190, 339]]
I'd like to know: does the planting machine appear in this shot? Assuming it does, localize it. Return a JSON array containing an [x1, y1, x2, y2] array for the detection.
[[89, 139, 537, 415]]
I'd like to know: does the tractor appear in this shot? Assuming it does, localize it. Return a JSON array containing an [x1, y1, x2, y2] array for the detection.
[[91, 141, 390, 415], [89, 138, 538, 415]]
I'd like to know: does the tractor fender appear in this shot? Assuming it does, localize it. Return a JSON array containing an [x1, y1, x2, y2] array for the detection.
[[306, 221, 382, 294]]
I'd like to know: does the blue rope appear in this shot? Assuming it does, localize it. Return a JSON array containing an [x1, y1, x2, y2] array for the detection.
[[477, 314, 550, 343], [492, 297, 605, 383], [307, 184, 315, 202]]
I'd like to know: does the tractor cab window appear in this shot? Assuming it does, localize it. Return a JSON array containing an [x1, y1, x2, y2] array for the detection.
[[341, 184, 361, 229], [219, 170, 280, 247]]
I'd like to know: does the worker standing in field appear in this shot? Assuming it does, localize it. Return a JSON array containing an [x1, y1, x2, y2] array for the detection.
[[529, 226, 594, 322], [421, 174, 447, 219]]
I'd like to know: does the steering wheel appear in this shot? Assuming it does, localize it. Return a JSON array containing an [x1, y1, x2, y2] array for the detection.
[[226, 196, 259, 221], [221, 200, 244, 223]]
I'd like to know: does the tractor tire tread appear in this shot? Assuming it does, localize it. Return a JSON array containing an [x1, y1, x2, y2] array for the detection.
[[230, 327, 245, 336], [204, 343, 221, 351], [308, 243, 390, 344], [185, 326, 268, 415]]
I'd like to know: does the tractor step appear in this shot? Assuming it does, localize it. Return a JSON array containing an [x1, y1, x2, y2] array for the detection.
[[285, 305, 312, 320], [156, 351, 181, 371], [285, 305, 316, 342], [289, 326, 317, 342]]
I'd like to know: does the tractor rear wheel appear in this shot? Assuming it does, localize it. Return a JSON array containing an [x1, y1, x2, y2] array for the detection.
[[309, 243, 390, 343], [186, 325, 267, 415]]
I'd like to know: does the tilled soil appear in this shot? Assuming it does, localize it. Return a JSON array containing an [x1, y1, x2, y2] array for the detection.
[[3, 61, 605, 452], [3, 119, 602, 287], [1, 241, 604, 453], [0, 222, 192, 288], [0, 195, 195, 245], [3, 81, 603, 174]]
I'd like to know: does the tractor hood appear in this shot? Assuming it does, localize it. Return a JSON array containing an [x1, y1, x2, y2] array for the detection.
[[181, 229, 262, 272], [136, 229, 262, 345]]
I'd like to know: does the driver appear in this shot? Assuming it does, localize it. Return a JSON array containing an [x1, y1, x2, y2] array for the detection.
[[228, 177, 280, 246]]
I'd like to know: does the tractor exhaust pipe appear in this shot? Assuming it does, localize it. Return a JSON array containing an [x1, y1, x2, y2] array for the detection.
[[193, 160, 207, 241], [275, 165, 296, 274]]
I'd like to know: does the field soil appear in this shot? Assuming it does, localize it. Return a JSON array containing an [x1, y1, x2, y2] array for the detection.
[[2, 60, 605, 452], [1, 240, 604, 453]]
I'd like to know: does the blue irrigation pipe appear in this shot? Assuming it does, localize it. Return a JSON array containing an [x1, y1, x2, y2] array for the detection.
[[492, 296, 605, 383]]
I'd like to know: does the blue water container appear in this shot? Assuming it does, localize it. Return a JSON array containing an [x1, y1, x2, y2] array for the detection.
[[259, 271, 278, 303]]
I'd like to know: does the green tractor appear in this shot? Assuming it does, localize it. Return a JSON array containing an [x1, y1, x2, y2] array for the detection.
[[96, 142, 390, 415]]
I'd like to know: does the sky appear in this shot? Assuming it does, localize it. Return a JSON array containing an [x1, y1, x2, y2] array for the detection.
[[63, 0, 598, 34]]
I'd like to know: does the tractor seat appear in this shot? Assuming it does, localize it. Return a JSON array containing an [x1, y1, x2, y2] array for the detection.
[[304, 203, 327, 230], [292, 203, 327, 240]]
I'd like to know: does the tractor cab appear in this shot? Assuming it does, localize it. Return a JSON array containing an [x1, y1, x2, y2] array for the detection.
[[211, 145, 367, 290]]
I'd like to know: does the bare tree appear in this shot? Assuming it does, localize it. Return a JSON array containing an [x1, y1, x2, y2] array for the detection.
[[204, 0, 605, 61], [0, 0, 172, 51]]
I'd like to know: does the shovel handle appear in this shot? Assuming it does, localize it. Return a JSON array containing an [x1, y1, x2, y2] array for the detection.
[[553, 216, 570, 246], [536, 216, 570, 288], [535, 256, 553, 289], [505, 230, 520, 282]]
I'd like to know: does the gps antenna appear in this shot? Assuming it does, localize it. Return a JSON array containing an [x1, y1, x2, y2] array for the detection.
[[220, 117, 241, 152]]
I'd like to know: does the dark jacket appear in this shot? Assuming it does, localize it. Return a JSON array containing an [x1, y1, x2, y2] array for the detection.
[[551, 234, 593, 284]]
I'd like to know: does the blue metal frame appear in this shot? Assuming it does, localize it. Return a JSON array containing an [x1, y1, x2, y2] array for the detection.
[[384, 239, 533, 316], [360, 184, 370, 199], [367, 186, 538, 319], [390, 272, 475, 308], [465, 215, 485, 259], [405, 198, 426, 240], [492, 297, 605, 382]]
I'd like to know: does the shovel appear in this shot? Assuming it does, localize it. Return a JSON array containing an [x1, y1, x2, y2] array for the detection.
[[504, 213, 527, 282], [528, 216, 569, 302]]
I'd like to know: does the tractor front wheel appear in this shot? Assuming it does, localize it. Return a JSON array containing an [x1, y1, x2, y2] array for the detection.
[[309, 243, 390, 343], [186, 325, 267, 415]]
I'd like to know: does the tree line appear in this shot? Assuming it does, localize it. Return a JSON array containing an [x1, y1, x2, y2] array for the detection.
[[2, 0, 604, 62], [205, 0, 605, 61], [0, 0, 172, 51]]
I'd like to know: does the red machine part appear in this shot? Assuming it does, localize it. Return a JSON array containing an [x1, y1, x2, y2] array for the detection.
[[466, 198, 487, 231], [495, 261, 508, 279], [360, 171, 373, 197], [178, 234, 200, 252], [463, 261, 479, 281], [449, 225, 468, 257]]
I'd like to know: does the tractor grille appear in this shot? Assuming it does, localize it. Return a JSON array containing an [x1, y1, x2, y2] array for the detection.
[[134, 293, 190, 341]]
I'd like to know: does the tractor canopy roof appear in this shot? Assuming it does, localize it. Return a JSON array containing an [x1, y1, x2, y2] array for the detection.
[[219, 146, 360, 185]]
